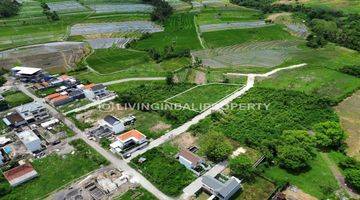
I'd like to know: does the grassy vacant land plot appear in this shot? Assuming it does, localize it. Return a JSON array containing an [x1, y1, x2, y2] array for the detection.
[[131, 13, 202, 53], [257, 66, 360, 104], [192, 40, 300, 68], [195, 6, 262, 25], [58, 98, 91, 113], [115, 186, 157, 200], [202, 24, 295, 48], [276, 0, 360, 14], [130, 144, 196, 196], [233, 177, 276, 200], [3, 90, 33, 108], [74, 57, 190, 83], [86, 48, 151, 74], [264, 153, 338, 199], [166, 83, 241, 112], [0, 140, 108, 200], [335, 91, 360, 160]]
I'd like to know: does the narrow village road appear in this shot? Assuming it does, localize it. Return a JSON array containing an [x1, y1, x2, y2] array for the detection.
[[15, 84, 174, 200]]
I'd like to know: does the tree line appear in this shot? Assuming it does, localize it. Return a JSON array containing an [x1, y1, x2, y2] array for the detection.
[[230, 0, 360, 51], [142, 0, 173, 22], [0, 0, 21, 18]]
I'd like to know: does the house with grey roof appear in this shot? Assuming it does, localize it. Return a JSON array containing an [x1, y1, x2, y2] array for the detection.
[[201, 175, 241, 200]]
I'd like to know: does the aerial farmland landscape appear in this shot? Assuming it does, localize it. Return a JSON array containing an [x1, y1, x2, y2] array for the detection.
[[0, 0, 359, 199]]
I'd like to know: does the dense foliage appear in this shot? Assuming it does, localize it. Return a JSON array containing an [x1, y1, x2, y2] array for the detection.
[[41, 2, 59, 21], [313, 121, 346, 150], [229, 155, 257, 181], [0, 0, 21, 18], [277, 130, 316, 171], [143, 0, 173, 22], [199, 132, 233, 162], [230, 0, 360, 51], [339, 65, 360, 77], [130, 146, 196, 196], [337, 157, 360, 192]]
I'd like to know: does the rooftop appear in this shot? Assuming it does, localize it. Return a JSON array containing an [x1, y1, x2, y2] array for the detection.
[[11, 67, 42, 75], [16, 102, 43, 113], [117, 129, 145, 142], [4, 112, 25, 124], [179, 149, 203, 166], [103, 115, 119, 126], [16, 130, 40, 143], [91, 84, 106, 91], [202, 176, 241, 198], [45, 93, 60, 101], [50, 95, 69, 102], [3, 163, 38, 185]]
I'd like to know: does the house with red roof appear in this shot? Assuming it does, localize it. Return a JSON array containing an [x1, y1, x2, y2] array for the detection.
[[3, 163, 38, 187], [110, 130, 147, 154]]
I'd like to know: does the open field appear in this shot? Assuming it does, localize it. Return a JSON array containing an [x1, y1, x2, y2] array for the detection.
[[86, 48, 150, 73], [195, 6, 262, 25], [115, 186, 157, 200], [73, 57, 190, 83], [275, 0, 360, 14], [131, 13, 202, 53], [81, 13, 150, 23], [192, 40, 300, 68], [335, 91, 360, 160], [86, 38, 133, 49], [233, 177, 276, 200], [47, 1, 89, 13], [0, 140, 108, 200], [130, 144, 196, 196], [257, 66, 360, 104], [202, 24, 295, 48], [3, 90, 33, 108], [264, 153, 338, 199], [167, 83, 241, 112]]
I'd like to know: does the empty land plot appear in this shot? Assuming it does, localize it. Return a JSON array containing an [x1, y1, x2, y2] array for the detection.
[[335, 90, 360, 160], [192, 40, 300, 68], [257, 66, 360, 103], [166, 83, 241, 112], [199, 21, 272, 32], [47, 1, 88, 13], [86, 48, 150, 73], [275, 0, 360, 14], [89, 3, 153, 13], [86, 37, 133, 49], [131, 13, 202, 53], [70, 21, 163, 36], [202, 24, 295, 48], [196, 7, 262, 25]]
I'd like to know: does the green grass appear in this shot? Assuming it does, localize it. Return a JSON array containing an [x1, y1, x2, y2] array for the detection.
[[195, 6, 262, 25], [279, 0, 360, 14], [257, 66, 360, 104], [233, 177, 276, 200], [115, 187, 157, 200], [87, 48, 151, 74], [3, 90, 33, 108], [131, 13, 202, 53], [58, 98, 91, 113], [264, 153, 338, 199], [74, 56, 190, 83], [130, 144, 196, 196], [35, 87, 57, 97], [0, 139, 108, 200], [168, 83, 241, 111], [202, 24, 295, 48], [107, 80, 165, 93]]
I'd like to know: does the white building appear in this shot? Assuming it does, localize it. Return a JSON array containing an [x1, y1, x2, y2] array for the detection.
[[16, 130, 42, 153], [100, 115, 125, 134], [16, 102, 49, 122], [3, 163, 38, 187], [10, 67, 44, 82], [110, 130, 147, 153], [178, 149, 205, 170], [83, 83, 108, 100]]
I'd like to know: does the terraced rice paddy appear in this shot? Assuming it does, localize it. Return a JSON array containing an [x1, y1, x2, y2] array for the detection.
[[192, 40, 300, 68], [199, 20, 271, 32], [88, 4, 154, 13], [86, 38, 133, 49], [70, 21, 164, 36], [196, 7, 262, 25], [47, 1, 88, 13]]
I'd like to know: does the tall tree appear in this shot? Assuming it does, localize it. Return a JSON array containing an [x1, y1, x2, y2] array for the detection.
[[0, 0, 21, 18]]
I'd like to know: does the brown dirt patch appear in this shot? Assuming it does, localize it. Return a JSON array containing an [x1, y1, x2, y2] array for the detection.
[[171, 132, 198, 149], [266, 12, 292, 22], [335, 90, 360, 160], [150, 121, 171, 132], [283, 186, 317, 200], [194, 71, 206, 84]]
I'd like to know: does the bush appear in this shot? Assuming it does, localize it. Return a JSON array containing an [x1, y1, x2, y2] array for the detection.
[[199, 132, 233, 162], [143, 0, 173, 22], [229, 155, 257, 181], [0, 0, 21, 18], [344, 169, 360, 192], [313, 121, 346, 150], [340, 66, 360, 77], [306, 34, 327, 48]]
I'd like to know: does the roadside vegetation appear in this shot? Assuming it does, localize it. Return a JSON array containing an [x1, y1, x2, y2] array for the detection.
[[115, 186, 157, 200], [0, 140, 108, 200], [0, 90, 33, 111], [130, 144, 196, 196]]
